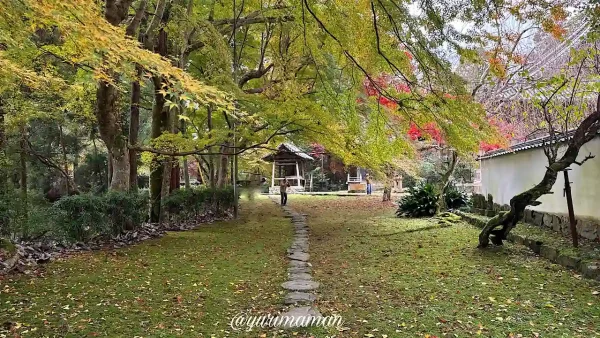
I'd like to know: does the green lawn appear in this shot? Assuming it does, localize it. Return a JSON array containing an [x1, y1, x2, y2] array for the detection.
[[1, 195, 599, 337], [289, 195, 600, 337], [0, 198, 291, 337]]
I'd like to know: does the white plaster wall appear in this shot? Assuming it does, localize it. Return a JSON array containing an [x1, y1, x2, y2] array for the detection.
[[480, 136, 600, 219]]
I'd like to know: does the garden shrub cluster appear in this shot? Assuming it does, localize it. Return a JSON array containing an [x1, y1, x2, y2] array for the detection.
[[53, 191, 149, 242], [444, 184, 469, 209], [2, 186, 236, 243], [397, 182, 469, 217], [397, 183, 439, 217], [162, 186, 235, 222]]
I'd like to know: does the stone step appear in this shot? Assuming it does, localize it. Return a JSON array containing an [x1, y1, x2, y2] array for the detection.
[[288, 272, 313, 280], [289, 260, 309, 268], [284, 292, 317, 304], [288, 252, 310, 261], [278, 306, 322, 328], [288, 266, 312, 274], [282, 280, 320, 291]]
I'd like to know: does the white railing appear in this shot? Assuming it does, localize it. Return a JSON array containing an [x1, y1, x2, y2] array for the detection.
[[347, 173, 363, 183]]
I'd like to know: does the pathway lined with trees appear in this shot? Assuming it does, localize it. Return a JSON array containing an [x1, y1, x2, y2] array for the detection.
[[1, 195, 598, 337], [1, 0, 600, 337]]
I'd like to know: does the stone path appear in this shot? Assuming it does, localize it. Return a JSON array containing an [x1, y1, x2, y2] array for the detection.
[[270, 197, 322, 327]]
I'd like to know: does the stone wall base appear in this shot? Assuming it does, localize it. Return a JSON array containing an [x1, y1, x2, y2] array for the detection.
[[522, 209, 599, 242], [470, 193, 600, 242], [470, 205, 600, 242]]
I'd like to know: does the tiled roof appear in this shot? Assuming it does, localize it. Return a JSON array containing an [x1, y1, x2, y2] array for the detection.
[[281, 143, 314, 160], [262, 143, 314, 161], [478, 130, 599, 160]]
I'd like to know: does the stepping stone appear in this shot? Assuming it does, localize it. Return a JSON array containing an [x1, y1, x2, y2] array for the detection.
[[282, 280, 320, 291], [288, 252, 310, 261], [288, 272, 313, 280], [287, 248, 307, 255], [288, 266, 312, 274], [291, 240, 308, 246], [284, 292, 316, 304], [289, 246, 308, 253], [278, 306, 322, 328], [289, 260, 309, 268]]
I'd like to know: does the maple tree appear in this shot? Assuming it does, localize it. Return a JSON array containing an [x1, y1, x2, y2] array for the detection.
[[466, 3, 600, 247], [1, 0, 580, 233]]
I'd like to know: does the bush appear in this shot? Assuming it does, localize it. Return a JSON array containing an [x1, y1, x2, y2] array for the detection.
[[162, 186, 235, 222], [52, 191, 149, 242], [53, 194, 107, 242], [396, 183, 438, 217], [104, 191, 148, 234], [397, 181, 470, 218], [19, 192, 55, 240], [444, 184, 469, 209]]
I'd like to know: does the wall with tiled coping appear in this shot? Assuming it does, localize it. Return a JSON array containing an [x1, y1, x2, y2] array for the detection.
[[471, 193, 600, 242]]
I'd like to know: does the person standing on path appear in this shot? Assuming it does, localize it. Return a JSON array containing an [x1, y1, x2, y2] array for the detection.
[[280, 178, 290, 205], [366, 175, 372, 195]]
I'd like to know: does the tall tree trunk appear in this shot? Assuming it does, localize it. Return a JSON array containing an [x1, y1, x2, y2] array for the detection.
[[382, 183, 392, 201], [96, 1, 134, 191], [150, 75, 168, 222], [125, 0, 148, 192], [159, 103, 175, 223], [107, 151, 113, 187], [58, 125, 70, 194], [0, 98, 7, 233], [179, 119, 191, 189], [479, 100, 600, 247], [170, 163, 180, 192], [129, 66, 142, 192], [216, 146, 229, 188], [110, 142, 130, 190], [207, 105, 215, 189], [19, 128, 28, 223], [183, 157, 190, 188], [96, 82, 130, 191], [436, 150, 458, 213], [160, 158, 172, 224], [148, 10, 170, 221], [168, 108, 178, 193]]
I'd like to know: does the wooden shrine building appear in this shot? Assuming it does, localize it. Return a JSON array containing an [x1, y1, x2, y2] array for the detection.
[[263, 143, 314, 193]]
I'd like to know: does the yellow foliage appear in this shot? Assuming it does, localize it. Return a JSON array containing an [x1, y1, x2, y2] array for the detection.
[[1, 0, 232, 110]]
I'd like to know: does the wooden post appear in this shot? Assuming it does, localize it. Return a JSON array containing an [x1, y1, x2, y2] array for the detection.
[[295, 161, 301, 187], [271, 161, 275, 188], [563, 169, 578, 247]]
